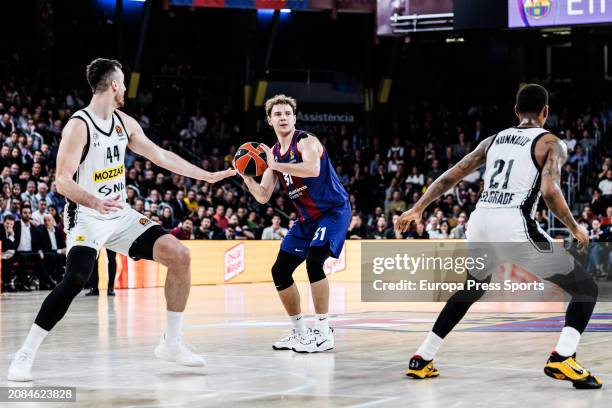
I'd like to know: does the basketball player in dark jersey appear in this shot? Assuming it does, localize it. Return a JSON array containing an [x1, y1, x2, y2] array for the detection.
[[239, 95, 351, 353]]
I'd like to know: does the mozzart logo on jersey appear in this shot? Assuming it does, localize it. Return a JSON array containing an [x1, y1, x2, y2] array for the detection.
[[93, 164, 125, 182]]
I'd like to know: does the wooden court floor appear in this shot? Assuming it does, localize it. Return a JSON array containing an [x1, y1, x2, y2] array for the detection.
[[1, 282, 610, 407]]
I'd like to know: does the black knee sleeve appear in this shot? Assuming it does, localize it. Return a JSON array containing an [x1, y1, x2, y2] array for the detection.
[[34, 246, 97, 331], [432, 273, 491, 338], [128, 225, 168, 261], [548, 263, 598, 334], [271, 250, 303, 291], [306, 246, 330, 284]]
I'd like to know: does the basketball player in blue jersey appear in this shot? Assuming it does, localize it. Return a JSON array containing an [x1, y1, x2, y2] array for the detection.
[[240, 95, 351, 353]]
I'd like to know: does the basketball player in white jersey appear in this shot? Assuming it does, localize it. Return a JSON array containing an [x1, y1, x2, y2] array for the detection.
[[396, 84, 601, 389], [8, 58, 236, 381]]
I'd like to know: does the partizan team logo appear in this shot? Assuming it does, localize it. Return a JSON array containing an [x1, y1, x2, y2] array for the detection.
[[522, 0, 551, 20]]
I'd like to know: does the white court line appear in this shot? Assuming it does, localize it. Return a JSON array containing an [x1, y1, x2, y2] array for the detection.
[[347, 396, 403, 408], [122, 393, 220, 408]]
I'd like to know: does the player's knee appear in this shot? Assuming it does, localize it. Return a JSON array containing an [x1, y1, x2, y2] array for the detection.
[[63, 246, 97, 292], [451, 273, 491, 303], [172, 244, 191, 268], [306, 246, 329, 284], [272, 258, 294, 291], [575, 276, 598, 302]]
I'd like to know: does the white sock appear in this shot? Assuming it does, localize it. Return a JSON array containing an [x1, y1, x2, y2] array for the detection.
[[555, 326, 581, 357], [166, 311, 184, 344], [290, 314, 307, 335], [22, 324, 48, 354], [415, 331, 444, 361], [314, 313, 329, 333]]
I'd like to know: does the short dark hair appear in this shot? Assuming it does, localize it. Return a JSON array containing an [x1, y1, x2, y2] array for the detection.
[[4, 214, 15, 222], [516, 84, 548, 114], [86, 58, 122, 94]]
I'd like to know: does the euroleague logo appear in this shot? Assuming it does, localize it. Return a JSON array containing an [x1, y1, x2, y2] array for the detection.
[[522, 0, 552, 20], [139, 217, 151, 226]]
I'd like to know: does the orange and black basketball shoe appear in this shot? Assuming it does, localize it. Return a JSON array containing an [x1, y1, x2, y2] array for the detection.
[[406, 355, 439, 379], [544, 352, 602, 389]]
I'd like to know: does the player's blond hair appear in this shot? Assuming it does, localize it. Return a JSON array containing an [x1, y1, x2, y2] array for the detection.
[[265, 94, 297, 117]]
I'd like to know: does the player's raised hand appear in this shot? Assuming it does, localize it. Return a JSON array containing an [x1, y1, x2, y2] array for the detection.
[[395, 208, 422, 233], [94, 194, 124, 214], [259, 144, 276, 171], [204, 168, 237, 184]]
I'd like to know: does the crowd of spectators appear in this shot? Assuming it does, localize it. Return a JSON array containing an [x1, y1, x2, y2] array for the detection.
[[0, 73, 610, 291]]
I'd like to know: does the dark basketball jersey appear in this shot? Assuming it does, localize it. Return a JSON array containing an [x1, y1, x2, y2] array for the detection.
[[272, 130, 348, 222]]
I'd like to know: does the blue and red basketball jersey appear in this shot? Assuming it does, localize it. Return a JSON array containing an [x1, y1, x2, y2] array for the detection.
[[272, 130, 348, 222]]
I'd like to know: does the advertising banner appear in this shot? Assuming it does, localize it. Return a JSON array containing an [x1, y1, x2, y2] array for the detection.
[[509, 0, 612, 28]]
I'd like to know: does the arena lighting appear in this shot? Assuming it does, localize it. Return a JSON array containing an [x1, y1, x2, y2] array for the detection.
[[97, 0, 146, 7], [258, 9, 292, 14]]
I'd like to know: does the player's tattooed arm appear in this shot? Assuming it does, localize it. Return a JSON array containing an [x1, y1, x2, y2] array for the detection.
[[539, 137, 588, 245], [414, 136, 492, 213], [260, 135, 322, 178], [395, 136, 492, 232]]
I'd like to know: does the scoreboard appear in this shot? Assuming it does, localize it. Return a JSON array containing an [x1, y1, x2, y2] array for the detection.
[[509, 0, 612, 28]]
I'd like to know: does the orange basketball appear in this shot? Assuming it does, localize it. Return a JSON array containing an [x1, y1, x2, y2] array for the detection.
[[234, 142, 268, 177]]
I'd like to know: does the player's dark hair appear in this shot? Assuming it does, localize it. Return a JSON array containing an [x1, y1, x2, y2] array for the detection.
[[516, 84, 548, 114], [85, 58, 122, 94]]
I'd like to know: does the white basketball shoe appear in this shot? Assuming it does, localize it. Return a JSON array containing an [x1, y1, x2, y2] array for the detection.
[[154, 333, 206, 367], [7, 349, 34, 382], [272, 329, 308, 350], [292, 328, 334, 353]]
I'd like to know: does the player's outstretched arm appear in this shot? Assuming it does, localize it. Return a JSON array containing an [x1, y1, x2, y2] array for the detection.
[[239, 167, 276, 204], [122, 112, 236, 184], [260, 135, 321, 178], [56, 119, 124, 215], [538, 135, 588, 246], [395, 135, 494, 232]]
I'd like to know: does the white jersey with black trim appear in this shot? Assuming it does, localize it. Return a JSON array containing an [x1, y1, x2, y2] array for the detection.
[[476, 126, 549, 215], [64, 108, 130, 227]]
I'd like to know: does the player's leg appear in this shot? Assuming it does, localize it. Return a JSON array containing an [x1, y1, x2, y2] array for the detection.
[[86, 254, 100, 296], [106, 249, 117, 295], [271, 249, 307, 350], [408, 209, 493, 378], [509, 231, 601, 389], [543, 260, 601, 389], [8, 245, 97, 381], [407, 272, 491, 379], [293, 203, 350, 353], [109, 217, 205, 367], [292, 244, 335, 353]]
